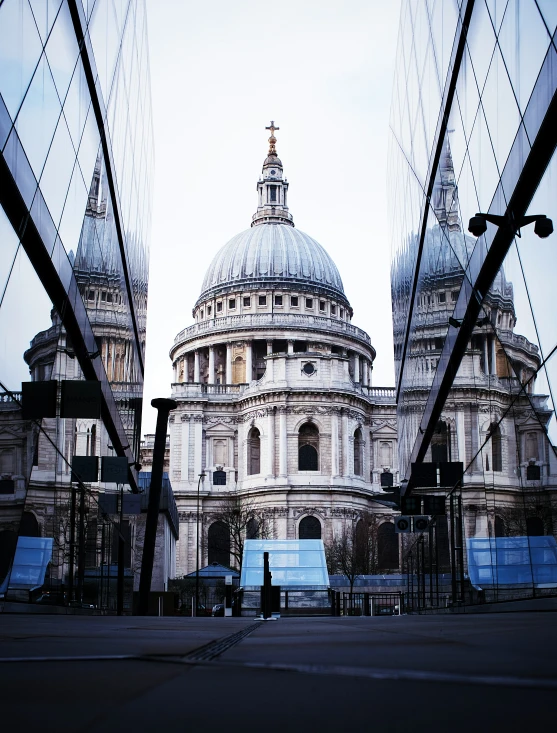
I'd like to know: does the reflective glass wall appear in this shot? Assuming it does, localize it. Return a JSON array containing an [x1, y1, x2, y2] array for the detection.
[[389, 0, 557, 606], [0, 0, 153, 609]]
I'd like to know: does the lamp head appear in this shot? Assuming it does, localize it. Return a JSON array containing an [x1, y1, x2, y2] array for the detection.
[[534, 216, 553, 238], [468, 215, 487, 237]]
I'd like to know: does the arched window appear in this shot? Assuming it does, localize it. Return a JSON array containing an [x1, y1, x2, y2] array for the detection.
[[494, 516, 505, 537], [353, 428, 363, 476], [19, 511, 40, 537], [246, 517, 259, 540], [526, 517, 544, 537], [431, 421, 450, 462], [90, 424, 96, 457], [214, 439, 227, 467], [233, 356, 245, 384], [208, 521, 230, 566], [379, 441, 392, 468], [248, 428, 260, 475], [298, 423, 319, 471], [299, 516, 321, 539], [489, 423, 502, 472], [525, 432, 538, 461], [378, 523, 399, 569]]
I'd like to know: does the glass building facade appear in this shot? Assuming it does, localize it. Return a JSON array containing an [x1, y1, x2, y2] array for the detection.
[[0, 0, 153, 608], [389, 0, 557, 607]]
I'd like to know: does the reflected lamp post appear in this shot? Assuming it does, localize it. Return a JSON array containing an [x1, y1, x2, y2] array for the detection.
[[195, 471, 206, 615]]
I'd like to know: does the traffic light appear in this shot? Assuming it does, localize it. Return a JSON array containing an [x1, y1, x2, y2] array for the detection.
[[395, 516, 411, 533], [413, 516, 430, 532]]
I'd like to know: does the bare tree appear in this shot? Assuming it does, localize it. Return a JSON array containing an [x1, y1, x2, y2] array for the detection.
[[210, 492, 269, 571]]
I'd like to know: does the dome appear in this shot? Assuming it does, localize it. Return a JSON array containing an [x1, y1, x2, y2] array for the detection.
[[197, 224, 348, 305], [264, 155, 282, 167]]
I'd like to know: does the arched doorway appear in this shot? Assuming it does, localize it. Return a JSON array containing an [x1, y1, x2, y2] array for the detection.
[[378, 523, 399, 569], [298, 516, 321, 539], [208, 521, 230, 566]]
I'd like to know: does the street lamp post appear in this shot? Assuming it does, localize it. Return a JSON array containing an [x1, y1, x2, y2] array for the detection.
[[195, 471, 206, 616]]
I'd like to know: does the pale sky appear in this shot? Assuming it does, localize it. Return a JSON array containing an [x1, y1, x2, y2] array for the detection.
[[142, 0, 402, 435]]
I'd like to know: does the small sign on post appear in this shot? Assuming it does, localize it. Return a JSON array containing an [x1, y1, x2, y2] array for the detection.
[[225, 575, 233, 585]]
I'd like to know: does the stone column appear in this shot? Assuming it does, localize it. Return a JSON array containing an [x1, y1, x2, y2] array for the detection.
[[226, 342, 232, 384], [362, 359, 369, 387], [245, 341, 253, 383], [483, 337, 489, 375], [193, 416, 203, 479], [341, 409, 349, 476], [267, 408, 275, 478], [287, 340, 294, 354], [369, 363, 373, 387], [208, 346, 215, 384], [194, 350, 200, 382], [331, 409, 339, 477], [490, 336, 497, 376], [279, 408, 287, 477], [181, 415, 190, 480], [354, 353, 360, 383]]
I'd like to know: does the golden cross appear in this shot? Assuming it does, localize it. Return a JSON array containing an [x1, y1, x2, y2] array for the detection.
[[265, 120, 279, 136]]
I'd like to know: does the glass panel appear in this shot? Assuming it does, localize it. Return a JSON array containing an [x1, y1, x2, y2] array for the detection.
[[28, 0, 63, 44], [44, 0, 80, 104], [39, 114, 76, 230], [15, 52, 61, 179], [0, 0, 43, 120]]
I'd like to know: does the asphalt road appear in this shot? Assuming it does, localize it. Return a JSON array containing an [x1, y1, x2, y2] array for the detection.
[[0, 612, 555, 732]]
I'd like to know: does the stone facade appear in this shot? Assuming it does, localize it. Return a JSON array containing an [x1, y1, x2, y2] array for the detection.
[[166, 127, 399, 576]]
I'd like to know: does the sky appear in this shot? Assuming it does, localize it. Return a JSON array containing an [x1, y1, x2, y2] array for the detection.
[[142, 0, 402, 435]]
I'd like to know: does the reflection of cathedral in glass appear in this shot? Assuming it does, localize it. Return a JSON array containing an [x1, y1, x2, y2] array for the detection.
[[389, 0, 557, 606], [0, 0, 154, 608]]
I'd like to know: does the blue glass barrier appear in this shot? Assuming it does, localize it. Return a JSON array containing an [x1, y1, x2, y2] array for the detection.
[[7, 536, 53, 590], [240, 539, 329, 589], [467, 536, 557, 588]]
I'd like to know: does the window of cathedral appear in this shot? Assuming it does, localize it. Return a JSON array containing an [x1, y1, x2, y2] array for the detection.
[[438, 292, 446, 303], [378, 523, 399, 569], [208, 521, 230, 566], [305, 298, 313, 309], [354, 428, 363, 476], [291, 296, 299, 307], [248, 427, 261, 475], [207, 305, 212, 315], [526, 517, 544, 537], [340, 308, 344, 318], [294, 340, 307, 353], [246, 517, 259, 540], [431, 421, 449, 463], [451, 291, 458, 301], [88, 290, 95, 301], [298, 423, 319, 471], [229, 298, 236, 309], [213, 470, 226, 485], [331, 304, 336, 315], [525, 432, 538, 461], [217, 301, 222, 312], [299, 515, 321, 539], [258, 295, 267, 306], [243, 296, 251, 307], [269, 185, 277, 202], [274, 295, 283, 306], [200, 309, 204, 319], [488, 423, 502, 472], [494, 516, 506, 537], [319, 300, 326, 312]]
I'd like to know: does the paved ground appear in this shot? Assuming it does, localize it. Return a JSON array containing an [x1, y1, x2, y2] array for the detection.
[[0, 612, 556, 731]]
